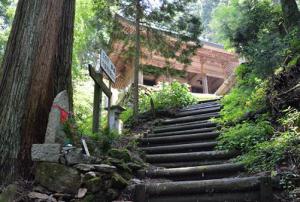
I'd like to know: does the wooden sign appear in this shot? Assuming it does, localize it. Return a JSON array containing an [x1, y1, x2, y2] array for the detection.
[[100, 50, 116, 83]]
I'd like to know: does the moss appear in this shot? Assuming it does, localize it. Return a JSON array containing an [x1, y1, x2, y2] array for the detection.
[[111, 173, 128, 189], [108, 148, 131, 162], [0, 184, 17, 202]]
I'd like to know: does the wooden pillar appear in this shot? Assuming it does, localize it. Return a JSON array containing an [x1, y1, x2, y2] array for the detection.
[[202, 74, 209, 94], [92, 73, 103, 133], [107, 81, 112, 132]]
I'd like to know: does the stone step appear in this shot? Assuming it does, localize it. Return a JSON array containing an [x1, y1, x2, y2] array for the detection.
[[147, 126, 217, 137], [139, 163, 244, 181], [160, 112, 219, 125], [141, 141, 218, 154], [140, 131, 219, 146], [197, 98, 221, 104], [145, 150, 235, 164], [152, 160, 231, 168], [175, 106, 221, 117], [135, 176, 272, 201], [143, 192, 261, 202], [153, 121, 216, 133], [178, 102, 220, 112]]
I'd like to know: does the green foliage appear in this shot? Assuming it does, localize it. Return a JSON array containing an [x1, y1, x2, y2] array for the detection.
[[0, 0, 15, 63], [216, 64, 267, 124], [239, 131, 296, 172], [120, 81, 197, 124], [221, 108, 300, 174], [120, 108, 133, 125], [218, 119, 274, 153], [139, 81, 197, 112]]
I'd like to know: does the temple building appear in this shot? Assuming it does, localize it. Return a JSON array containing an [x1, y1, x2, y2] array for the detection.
[[109, 16, 240, 95]]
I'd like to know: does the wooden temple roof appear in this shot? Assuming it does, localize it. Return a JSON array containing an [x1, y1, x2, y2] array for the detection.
[[109, 15, 240, 91]]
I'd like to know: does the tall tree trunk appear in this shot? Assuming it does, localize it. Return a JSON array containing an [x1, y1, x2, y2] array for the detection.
[[0, 0, 75, 184], [281, 0, 300, 30], [133, 0, 141, 120]]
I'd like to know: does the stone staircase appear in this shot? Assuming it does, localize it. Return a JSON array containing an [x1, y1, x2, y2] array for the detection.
[[134, 99, 274, 202]]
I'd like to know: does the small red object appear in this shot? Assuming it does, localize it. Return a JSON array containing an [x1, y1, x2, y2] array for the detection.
[[52, 104, 69, 124]]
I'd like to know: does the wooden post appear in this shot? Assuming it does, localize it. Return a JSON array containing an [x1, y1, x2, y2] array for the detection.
[[107, 81, 112, 131], [92, 71, 103, 134], [202, 74, 209, 94]]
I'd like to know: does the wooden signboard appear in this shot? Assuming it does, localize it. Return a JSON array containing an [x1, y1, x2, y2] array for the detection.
[[89, 50, 116, 133]]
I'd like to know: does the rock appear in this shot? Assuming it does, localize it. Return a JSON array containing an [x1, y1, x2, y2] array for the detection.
[[35, 162, 81, 194], [84, 177, 103, 193], [31, 144, 61, 162], [76, 188, 88, 199], [74, 164, 95, 172], [28, 192, 49, 200], [0, 184, 17, 202], [111, 173, 128, 189], [94, 164, 117, 173], [108, 149, 131, 162], [45, 90, 69, 144], [64, 148, 90, 166]]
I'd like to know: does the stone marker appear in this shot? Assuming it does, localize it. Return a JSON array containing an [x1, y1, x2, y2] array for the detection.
[[45, 90, 69, 144], [31, 144, 61, 162]]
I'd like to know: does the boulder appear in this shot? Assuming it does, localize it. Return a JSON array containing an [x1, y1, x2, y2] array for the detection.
[[44, 90, 69, 144], [35, 162, 81, 194], [31, 144, 61, 162]]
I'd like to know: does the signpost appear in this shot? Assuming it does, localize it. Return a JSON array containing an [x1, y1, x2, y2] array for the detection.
[[89, 50, 116, 133]]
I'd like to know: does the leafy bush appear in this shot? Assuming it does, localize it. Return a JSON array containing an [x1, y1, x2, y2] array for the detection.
[[218, 118, 274, 153], [120, 108, 134, 125], [240, 131, 299, 172], [228, 108, 300, 173], [216, 64, 267, 124], [120, 81, 198, 124], [141, 81, 198, 112]]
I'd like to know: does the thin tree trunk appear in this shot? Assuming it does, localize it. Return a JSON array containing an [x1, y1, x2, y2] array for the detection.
[[133, 0, 141, 120], [0, 0, 75, 184], [281, 0, 300, 30]]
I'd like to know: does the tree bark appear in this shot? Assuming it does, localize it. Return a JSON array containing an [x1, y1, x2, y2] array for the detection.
[[280, 0, 300, 30], [133, 0, 141, 120], [0, 0, 75, 184]]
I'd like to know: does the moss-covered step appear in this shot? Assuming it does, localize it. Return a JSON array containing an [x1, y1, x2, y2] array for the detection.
[[139, 131, 219, 146], [175, 106, 221, 117], [141, 141, 217, 154], [153, 121, 216, 133], [160, 112, 220, 125], [145, 150, 235, 164], [139, 163, 244, 181]]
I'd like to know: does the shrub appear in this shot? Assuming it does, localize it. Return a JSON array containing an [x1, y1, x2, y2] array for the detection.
[[217, 118, 274, 153], [120, 81, 198, 124]]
